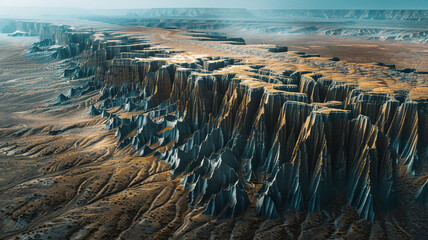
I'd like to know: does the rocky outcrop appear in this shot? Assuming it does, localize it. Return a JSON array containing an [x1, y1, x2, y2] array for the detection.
[[56, 93, 70, 104], [2, 21, 92, 60], [384, 101, 426, 174], [268, 46, 288, 53]]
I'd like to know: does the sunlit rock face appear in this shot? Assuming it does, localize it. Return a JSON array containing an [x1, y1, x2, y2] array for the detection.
[[1, 19, 426, 237]]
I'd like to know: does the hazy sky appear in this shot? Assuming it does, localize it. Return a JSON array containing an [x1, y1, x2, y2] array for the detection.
[[0, 0, 427, 9]]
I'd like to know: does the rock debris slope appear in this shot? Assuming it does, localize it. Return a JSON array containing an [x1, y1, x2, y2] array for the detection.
[[1, 20, 427, 239]]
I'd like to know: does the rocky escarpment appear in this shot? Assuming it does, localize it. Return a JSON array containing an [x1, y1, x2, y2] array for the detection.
[[49, 27, 425, 223], [142, 8, 254, 19], [2, 21, 93, 60], [3, 19, 426, 232], [250, 10, 428, 21], [107, 9, 428, 21]]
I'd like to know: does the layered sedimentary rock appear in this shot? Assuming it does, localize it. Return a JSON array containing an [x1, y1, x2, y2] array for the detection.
[[4, 19, 426, 224], [2, 21, 93, 60]]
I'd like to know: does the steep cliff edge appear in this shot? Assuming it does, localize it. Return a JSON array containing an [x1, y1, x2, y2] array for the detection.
[[84, 40, 425, 221]]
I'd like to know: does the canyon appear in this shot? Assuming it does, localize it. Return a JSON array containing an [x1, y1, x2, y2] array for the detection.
[[0, 14, 427, 240]]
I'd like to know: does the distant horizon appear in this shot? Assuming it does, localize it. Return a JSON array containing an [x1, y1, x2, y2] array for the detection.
[[1, 0, 427, 10], [0, 6, 427, 10]]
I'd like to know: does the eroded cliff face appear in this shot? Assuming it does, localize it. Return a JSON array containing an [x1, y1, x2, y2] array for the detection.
[[2, 21, 93, 60], [70, 29, 425, 221], [1, 19, 427, 239]]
